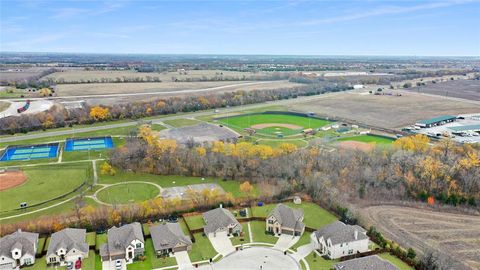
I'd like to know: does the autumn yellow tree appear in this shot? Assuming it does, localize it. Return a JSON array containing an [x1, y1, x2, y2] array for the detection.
[[394, 134, 430, 152], [278, 143, 298, 154], [100, 161, 116, 176], [89, 106, 110, 121], [239, 181, 254, 197], [42, 113, 54, 129]]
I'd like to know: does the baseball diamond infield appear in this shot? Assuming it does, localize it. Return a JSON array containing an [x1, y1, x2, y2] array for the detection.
[[0, 170, 27, 191]]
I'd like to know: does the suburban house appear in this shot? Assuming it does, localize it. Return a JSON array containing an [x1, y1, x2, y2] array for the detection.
[[100, 222, 145, 270], [0, 229, 39, 269], [46, 228, 89, 266], [203, 207, 242, 237], [150, 223, 192, 256], [334, 255, 400, 270], [311, 221, 369, 259], [266, 204, 305, 236]]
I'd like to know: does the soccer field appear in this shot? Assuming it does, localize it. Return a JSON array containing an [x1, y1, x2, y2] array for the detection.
[[219, 113, 330, 136], [337, 134, 395, 144]]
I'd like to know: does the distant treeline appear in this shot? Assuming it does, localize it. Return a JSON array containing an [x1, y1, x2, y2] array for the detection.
[[0, 82, 349, 135]]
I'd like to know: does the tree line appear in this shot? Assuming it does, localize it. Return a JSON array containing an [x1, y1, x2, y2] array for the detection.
[[0, 82, 349, 135]]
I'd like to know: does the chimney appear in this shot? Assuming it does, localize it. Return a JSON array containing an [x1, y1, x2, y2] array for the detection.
[[354, 229, 358, 240]]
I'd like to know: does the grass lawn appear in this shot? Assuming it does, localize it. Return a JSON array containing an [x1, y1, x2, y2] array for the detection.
[[128, 239, 177, 270], [36, 238, 46, 255], [337, 134, 395, 144], [22, 250, 96, 270], [291, 232, 313, 251], [96, 182, 160, 204], [251, 202, 338, 229], [184, 214, 205, 230], [97, 169, 258, 199], [163, 118, 201, 127], [0, 163, 91, 212], [95, 233, 107, 251], [219, 113, 330, 136], [151, 124, 166, 131], [379, 253, 415, 270], [189, 233, 217, 262], [231, 222, 251, 246], [305, 252, 338, 270], [86, 232, 96, 247], [249, 221, 278, 244]]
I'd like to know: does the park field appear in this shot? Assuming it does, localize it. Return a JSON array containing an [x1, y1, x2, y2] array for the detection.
[[219, 113, 330, 137], [337, 134, 395, 144], [0, 163, 91, 213]]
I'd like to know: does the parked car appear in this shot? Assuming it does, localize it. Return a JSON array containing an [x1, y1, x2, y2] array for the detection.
[[75, 259, 82, 269], [66, 261, 74, 270], [115, 260, 122, 270]]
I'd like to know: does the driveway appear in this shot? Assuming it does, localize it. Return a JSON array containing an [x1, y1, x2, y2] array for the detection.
[[175, 251, 193, 270], [273, 234, 300, 251], [208, 231, 235, 256], [292, 243, 314, 261], [102, 259, 126, 270]]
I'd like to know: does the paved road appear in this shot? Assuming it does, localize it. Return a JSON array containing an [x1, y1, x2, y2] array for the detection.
[[0, 90, 354, 143]]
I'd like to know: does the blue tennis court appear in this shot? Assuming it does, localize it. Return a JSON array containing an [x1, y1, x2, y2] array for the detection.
[[0, 143, 60, 161], [65, 136, 114, 152]]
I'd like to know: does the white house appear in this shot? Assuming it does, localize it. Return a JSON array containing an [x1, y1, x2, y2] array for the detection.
[[46, 228, 89, 266], [0, 229, 39, 269], [100, 222, 145, 270], [311, 221, 369, 259]]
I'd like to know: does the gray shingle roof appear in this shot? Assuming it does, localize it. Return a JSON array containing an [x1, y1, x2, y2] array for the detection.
[[150, 223, 192, 251], [100, 222, 144, 258], [314, 221, 368, 245], [0, 229, 39, 258], [47, 228, 88, 256], [203, 208, 239, 234], [334, 255, 400, 270], [269, 204, 305, 231]]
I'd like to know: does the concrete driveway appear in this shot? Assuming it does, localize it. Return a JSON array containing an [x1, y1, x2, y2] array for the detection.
[[102, 259, 126, 270], [175, 251, 193, 270], [292, 243, 314, 261], [273, 234, 300, 251], [208, 231, 235, 256]]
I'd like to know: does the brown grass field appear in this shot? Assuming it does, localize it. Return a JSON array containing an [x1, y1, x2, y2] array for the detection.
[[407, 79, 480, 101], [287, 90, 480, 129], [54, 80, 300, 97], [0, 171, 27, 191], [361, 205, 480, 270], [43, 69, 278, 82]]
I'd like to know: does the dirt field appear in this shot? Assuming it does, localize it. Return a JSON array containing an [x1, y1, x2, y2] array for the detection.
[[288, 90, 480, 129], [43, 69, 279, 82], [408, 79, 480, 101], [361, 205, 480, 270], [337, 141, 374, 151], [0, 170, 27, 191], [55, 80, 300, 97], [0, 101, 10, 112]]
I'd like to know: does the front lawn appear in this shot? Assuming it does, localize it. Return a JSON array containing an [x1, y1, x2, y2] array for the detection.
[[189, 233, 217, 263], [379, 253, 414, 270], [305, 252, 338, 270], [249, 221, 278, 244], [128, 239, 177, 270], [230, 222, 251, 246], [291, 232, 312, 251], [95, 233, 107, 251]]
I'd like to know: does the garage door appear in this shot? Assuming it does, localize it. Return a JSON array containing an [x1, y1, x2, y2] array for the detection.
[[282, 229, 294, 235], [174, 245, 188, 252]]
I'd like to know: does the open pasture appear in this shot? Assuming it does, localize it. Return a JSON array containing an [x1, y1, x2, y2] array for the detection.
[[218, 112, 330, 137], [288, 90, 480, 129], [411, 79, 480, 101]]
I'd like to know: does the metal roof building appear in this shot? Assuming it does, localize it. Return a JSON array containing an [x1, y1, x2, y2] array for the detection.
[[448, 125, 480, 133], [415, 115, 456, 128]]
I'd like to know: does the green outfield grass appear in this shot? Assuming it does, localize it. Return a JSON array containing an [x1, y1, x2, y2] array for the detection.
[[337, 134, 395, 144], [96, 183, 160, 205], [163, 118, 201, 127], [0, 163, 91, 212], [219, 113, 330, 136]]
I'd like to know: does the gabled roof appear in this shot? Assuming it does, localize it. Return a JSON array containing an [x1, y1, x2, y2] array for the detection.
[[416, 115, 456, 125], [100, 222, 144, 258], [0, 229, 39, 258], [203, 208, 239, 234], [268, 204, 305, 231], [314, 221, 368, 245], [150, 223, 192, 251], [334, 255, 399, 270], [47, 228, 88, 256]]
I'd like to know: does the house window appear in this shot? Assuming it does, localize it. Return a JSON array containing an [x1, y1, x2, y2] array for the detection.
[[136, 243, 142, 249], [24, 258, 32, 265], [49, 257, 56, 263], [14, 252, 18, 255], [268, 220, 274, 224], [340, 243, 343, 247], [348, 249, 353, 254]]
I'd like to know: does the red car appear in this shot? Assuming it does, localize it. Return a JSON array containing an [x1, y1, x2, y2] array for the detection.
[[75, 259, 82, 269]]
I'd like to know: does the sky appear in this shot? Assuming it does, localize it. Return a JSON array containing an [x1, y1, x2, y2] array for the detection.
[[1, 0, 479, 56]]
